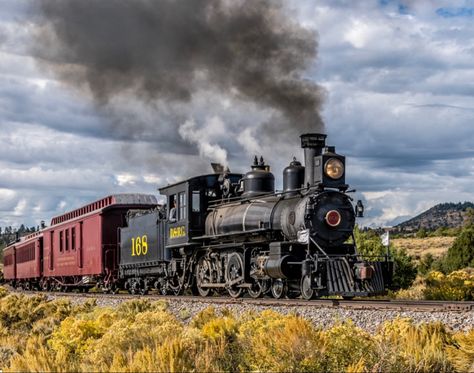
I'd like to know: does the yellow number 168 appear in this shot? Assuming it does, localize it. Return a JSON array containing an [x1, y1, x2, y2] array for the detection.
[[131, 235, 148, 256]]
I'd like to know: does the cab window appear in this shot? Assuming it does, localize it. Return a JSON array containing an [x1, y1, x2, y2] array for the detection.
[[192, 191, 200, 212], [169, 194, 177, 222], [178, 192, 186, 220]]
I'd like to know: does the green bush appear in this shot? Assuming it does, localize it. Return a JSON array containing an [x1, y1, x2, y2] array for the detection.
[[418, 253, 436, 275], [354, 227, 417, 290], [442, 227, 474, 273], [392, 248, 418, 289], [416, 228, 428, 238]]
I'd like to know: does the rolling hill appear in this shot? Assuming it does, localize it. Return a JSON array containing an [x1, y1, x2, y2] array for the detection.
[[395, 202, 474, 232]]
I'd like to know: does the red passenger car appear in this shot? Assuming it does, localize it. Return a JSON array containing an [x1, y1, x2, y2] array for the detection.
[[3, 232, 43, 289], [3, 194, 157, 292], [3, 245, 16, 283]]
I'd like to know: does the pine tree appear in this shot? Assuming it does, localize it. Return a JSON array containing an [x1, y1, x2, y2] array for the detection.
[[440, 211, 474, 273]]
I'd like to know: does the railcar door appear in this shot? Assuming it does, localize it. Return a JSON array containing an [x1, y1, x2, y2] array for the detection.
[[49, 231, 54, 271], [38, 237, 43, 276]]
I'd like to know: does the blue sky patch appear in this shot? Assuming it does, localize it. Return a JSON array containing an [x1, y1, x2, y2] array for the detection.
[[436, 7, 474, 17]]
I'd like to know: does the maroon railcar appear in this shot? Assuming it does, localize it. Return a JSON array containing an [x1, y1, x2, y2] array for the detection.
[[3, 232, 43, 289], [3, 245, 16, 283], [2, 194, 157, 291], [41, 194, 157, 291]]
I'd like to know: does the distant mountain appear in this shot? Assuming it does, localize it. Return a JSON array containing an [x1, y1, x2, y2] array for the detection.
[[395, 202, 474, 232]]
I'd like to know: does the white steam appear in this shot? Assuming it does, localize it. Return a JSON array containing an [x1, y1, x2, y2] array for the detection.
[[179, 117, 228, 166]]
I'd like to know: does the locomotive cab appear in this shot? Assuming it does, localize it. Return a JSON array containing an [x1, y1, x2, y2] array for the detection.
[[159, 173, 243, 249]]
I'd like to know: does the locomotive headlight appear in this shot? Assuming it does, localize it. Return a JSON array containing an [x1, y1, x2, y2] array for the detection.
[[324, 158, 344, 179]]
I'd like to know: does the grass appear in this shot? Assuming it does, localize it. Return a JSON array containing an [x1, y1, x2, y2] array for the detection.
[[392, 236, 455, 259]]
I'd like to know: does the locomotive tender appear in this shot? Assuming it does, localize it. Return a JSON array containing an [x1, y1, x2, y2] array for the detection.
[[3, 133, 393, 299]]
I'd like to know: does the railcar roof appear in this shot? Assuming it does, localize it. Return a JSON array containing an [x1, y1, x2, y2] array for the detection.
[[49, 193, 158, 226], [159, 173, 243, 193], [3, 231, 43, 251]]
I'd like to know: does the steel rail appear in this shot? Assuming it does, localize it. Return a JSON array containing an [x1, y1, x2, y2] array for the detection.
[[15, 289, 474, 313]]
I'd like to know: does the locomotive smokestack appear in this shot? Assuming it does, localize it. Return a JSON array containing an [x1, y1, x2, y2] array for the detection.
[[301, 133, 327, 187]]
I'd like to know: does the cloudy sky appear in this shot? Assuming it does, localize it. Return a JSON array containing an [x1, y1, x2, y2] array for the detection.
[[0, 0, 473, 229]]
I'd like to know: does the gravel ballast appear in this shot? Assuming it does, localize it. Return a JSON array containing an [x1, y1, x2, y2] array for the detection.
[[43, 293, 474, 333]]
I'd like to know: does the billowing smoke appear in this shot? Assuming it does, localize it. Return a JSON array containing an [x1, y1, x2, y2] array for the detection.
[[179, 117, 228, 166], [31, 0, 324, 135]]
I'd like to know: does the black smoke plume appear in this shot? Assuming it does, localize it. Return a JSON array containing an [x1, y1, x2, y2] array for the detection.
[[32, 0, 324, 134]]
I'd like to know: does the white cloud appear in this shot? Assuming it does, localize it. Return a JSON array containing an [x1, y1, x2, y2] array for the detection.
[[1, 0, 474, 228], [13, 198, 27, 217], [115, 174, 138, 187]]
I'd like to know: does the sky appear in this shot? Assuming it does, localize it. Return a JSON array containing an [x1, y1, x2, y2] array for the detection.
[[0, 0, 473, 229]]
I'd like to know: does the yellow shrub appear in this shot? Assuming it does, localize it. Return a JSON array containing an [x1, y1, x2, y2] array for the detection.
[[238, 310, 324, 372], [154, 337, 195, 372], [394, 276, 427, 300], [190, 306, 219, 329], [82, 310, 183, 371], [49, 317, 106, 357], [320, 320, 377, 372], [0, 286, 8, 298], [424, 270, 474, 300], [201, 316, 238, 342], [0, 294, 48, 332], [7, 335, 74, 373], [446, 329, 474, 372], [116, 299, 168, 320], [2, 294, 473, 373], [0, 335, 20, 369], [100, 326, 204, 372], [376, 318, 454, 372]]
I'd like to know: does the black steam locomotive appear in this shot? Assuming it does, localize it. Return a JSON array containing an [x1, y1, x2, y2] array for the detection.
[[119, 133, 393, 299]]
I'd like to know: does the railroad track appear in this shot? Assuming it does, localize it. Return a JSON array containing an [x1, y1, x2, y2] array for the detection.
[[21, 290, 474, 313]]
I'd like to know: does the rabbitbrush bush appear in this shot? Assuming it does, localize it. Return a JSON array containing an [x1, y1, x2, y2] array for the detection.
[[0, 288, 473, 372], [424, 270, 474, 301], [395, 269, 474, 301]]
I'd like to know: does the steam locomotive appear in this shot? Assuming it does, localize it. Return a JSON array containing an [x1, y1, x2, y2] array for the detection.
[[3, 133, 393, 299]]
